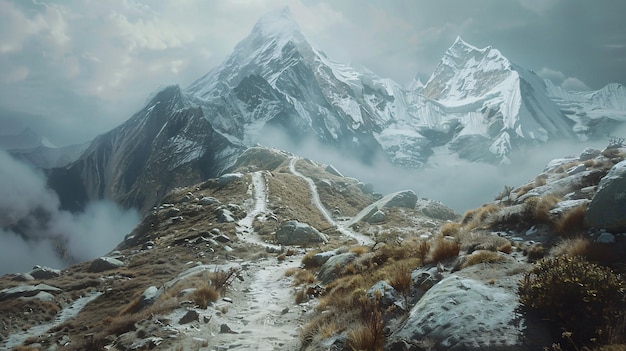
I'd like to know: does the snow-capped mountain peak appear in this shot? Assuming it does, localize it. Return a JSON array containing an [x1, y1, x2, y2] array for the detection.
[[251, 6, 303, 42]]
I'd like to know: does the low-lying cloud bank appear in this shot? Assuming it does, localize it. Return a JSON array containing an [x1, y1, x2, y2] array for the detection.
[[0, 150, 139, 275], [257, 126, 608, 213]]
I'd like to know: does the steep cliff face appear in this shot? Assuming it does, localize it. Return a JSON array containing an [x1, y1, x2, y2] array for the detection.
[[48, 86, 242, 214]]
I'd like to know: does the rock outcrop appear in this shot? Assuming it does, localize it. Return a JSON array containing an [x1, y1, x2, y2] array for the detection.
[[585, 159, 626, 231], [275, 221, 328, 246]]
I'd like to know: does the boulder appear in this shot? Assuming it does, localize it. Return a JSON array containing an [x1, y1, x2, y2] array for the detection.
[[367, 280, 403, 310], [275, 221, 328, 246], [325, 165, 344, 177], [139, 286, 161, 308], [179, 310, 199, 324], [350, 190, 418, 225], [0, 283, 62, 301], [317, 253, 356, 284], [367, 210, 386, 223], [19, 291, 55, 302], [312, 248, 345, 266], [579, 147, 601, 161], [29, 265, 61, 279], [88, 257, 125, 273], [199, 196, 220, 206], [387, 275, 548, 351], [12, 273, 34, 282], [585, 160, 626, 231], [415, 199, 459, 221], [217, 173, 243, 187]]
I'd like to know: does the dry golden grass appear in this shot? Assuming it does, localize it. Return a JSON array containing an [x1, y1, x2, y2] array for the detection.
[[534, 194, 561, 223], [550, 237, 591, 258], [346, 295, 384, 351], [515, 183, 536, 198], [293, 269, 316, 285], [498, 242, 513, 254], [349, 245, 371, 256], [190, 286, 219, 308], [301, 250, 322, 268], [387, 262, 412, 299], [461, 204, 501, 231], [427, 234, 460, 264], [524, 243, 546, 262], [462, 250, 507, 269], [440, 222, 462, 237], [457, 231, 511, 253], [555, 205, 587, 236]]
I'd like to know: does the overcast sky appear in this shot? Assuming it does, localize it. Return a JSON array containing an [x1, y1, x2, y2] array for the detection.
[[1, 0, 625, 146]]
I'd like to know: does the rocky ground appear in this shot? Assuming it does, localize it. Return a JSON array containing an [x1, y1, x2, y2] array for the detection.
[[1, 145, 625, 351]]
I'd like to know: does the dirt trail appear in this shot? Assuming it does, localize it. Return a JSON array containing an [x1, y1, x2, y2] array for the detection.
[[236, 171, 282, 251], [179, 255, 305, 350], [4, 291, 103, 349], [288, 157, 374, 245]]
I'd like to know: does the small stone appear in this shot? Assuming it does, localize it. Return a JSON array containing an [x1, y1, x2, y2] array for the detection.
[[281, 307, 290, 315], [220, 323, 238, 334], [223, 297, 233, 303], [596, 232, 616, 243], [178, 310, 199, 324], [215, 234, 231, 243]]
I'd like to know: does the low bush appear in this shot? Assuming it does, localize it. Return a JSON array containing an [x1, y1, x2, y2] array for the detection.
[[427, 234, 460, 264], [555, 205, 587, 236], [519, 256, 626, 345]]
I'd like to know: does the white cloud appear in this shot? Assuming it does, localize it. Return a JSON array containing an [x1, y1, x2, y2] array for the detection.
[[2, 66, 29, 83], [0, 150, 139, 275], [561, 77, 590, 91], [538, 66, 590, 91]]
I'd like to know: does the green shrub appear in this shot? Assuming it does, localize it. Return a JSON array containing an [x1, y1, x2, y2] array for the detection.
[[518, 256, 626, 345]]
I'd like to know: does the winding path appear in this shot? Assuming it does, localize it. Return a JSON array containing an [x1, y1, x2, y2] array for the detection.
[[288, 157, 374, 245], [236, 171, 282, 251]]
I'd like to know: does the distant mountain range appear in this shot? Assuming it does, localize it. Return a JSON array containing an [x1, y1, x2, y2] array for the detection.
[[10, 6, 621, 213]]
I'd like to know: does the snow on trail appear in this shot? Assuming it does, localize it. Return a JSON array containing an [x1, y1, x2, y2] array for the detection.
[[4, 291, 103, 349], [181, 256, 305, 350], [236, 171, 282, 251], [288, 157, 374, 245]]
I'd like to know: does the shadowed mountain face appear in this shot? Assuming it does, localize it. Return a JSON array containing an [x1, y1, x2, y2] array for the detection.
[[48, 86, 242, 214]]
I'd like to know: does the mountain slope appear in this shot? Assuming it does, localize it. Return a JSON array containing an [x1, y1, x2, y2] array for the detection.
[[48, 85, 242, 214], [421, 37, 576, 162]]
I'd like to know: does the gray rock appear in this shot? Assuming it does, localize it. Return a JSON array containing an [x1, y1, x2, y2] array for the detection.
[[312, 248, 344, 266], [139, 286, 161, 308], [12, 273, 34, 282], [19, 291, 55, 302], [0, 283, 62, 301], [387, 275, 546, 350], [199, 196, 220, 206], [350, 190, 418, 225], [579, 147, 601, 161], [220, 323, 238, 334], [567, 164, 586, 175], [585, 160, 626, 231], [366, 210, 386, 223], [367, 280, 403, 309], [179, 310, 199, 324], [361, 183, 375, 195], [164, 207, 181, 217], [325, 165, 344, 177], [215, 234, 231, 243], [88, 257, 125, 273], [317, 253, 356, 284], [596, 232, 616, 243], [415, 199, 460, 221], [29, 265, 61, 280], [217, 173, 243, 187], [275, 221, 328, 246]]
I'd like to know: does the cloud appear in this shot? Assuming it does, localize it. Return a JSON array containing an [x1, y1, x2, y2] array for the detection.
[[256, 125, 605, 213], [561, 77, 591, 91], [538, 67, 590, 91], [518, 0, 560, 15], [0, 150, 139, 275]]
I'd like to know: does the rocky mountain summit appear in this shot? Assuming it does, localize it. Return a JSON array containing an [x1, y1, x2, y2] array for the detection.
[[1, 143, 625, 350]]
